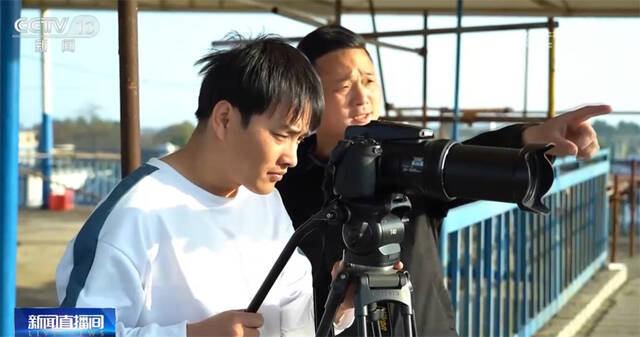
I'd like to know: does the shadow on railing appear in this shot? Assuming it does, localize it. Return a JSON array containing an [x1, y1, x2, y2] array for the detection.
[[439, 149, 610, 337]]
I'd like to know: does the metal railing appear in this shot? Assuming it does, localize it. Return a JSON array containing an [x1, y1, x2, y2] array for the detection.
[[19, 152, 121, 206], [439, 150, 610, 337]]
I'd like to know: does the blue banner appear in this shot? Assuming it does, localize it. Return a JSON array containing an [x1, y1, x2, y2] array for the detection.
[[15, 308, 115, 337]]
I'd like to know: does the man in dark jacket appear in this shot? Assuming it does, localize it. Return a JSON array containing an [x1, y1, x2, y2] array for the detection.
[[277, 25, 610, 336]]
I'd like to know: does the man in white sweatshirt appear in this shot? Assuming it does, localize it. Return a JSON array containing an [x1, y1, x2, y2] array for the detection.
[[56, 36, 355, 337]]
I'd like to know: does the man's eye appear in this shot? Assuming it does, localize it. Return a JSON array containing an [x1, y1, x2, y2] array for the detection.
[[273, 133, 288, 139]]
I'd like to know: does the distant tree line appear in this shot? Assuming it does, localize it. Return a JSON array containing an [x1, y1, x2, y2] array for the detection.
[[593, 120, 640, 157], [30, 107, 195, 153]]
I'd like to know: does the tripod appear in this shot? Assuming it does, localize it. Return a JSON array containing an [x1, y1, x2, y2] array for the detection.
[[246, 194, 419, 337], [314, 195, 417, 337]]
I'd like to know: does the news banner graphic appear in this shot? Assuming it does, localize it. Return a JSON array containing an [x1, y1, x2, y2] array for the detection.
[[15, 308, 115, 336]]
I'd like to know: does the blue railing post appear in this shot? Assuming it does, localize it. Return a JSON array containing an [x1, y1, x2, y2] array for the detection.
[[1, 0, 21, 334], [39, 115, 53, 208], [495, 214, 505, 337], [544, 200, 551, 307], [601, 173, 610, 263], [449, 231, 460, 332], [463, 227, 472, 336], [527, 212, 534, 331], [518, 210, 527, 332], [483, 219, 494, 337], [474, 221, 483, 336]]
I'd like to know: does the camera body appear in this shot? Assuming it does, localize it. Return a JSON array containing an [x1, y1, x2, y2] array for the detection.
[[323, 121, 554, 267]]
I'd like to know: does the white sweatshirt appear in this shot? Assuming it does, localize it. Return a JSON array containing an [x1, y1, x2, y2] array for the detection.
[[56, 158, 316, 337]]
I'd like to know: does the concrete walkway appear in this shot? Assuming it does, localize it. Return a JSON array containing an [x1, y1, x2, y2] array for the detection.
[[534, 236, 640, 337], [582, 278, 640, 337], [17, 207, 91, 307], [579, 237, 640, 337]]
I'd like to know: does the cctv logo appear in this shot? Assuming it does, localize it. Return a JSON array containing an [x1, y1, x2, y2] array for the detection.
[[14, 15, 99, 38]]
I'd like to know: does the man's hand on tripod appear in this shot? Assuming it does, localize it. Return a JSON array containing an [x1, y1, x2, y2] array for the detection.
[[186, 310, 264, 337], [330, 260, 404, 324]]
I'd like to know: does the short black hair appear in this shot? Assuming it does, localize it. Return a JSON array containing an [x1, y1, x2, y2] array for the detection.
[[195, 35, 323, 131], [297, 25, 370, 65]]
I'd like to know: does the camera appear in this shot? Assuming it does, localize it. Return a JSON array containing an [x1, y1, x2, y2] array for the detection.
[[323, 120, 555, 268]]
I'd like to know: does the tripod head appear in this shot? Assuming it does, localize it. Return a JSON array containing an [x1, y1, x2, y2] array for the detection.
[[332, 193, 411, 268]]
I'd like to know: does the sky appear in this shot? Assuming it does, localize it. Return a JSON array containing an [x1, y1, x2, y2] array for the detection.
[[17, 8, 640, 130]]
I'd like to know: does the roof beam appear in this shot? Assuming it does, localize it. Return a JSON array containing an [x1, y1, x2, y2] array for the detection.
[[529, 0, 563, 10], [210, 21, 557, 51], [359, 21, 558, 39], [209, 34, 422, 54], [231, 0, 328, 26]]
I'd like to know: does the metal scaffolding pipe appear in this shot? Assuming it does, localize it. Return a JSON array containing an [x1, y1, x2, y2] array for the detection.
[[210, 36, 419, 54], [216, 21, 559, 42], [371, 40, 420, 53], [359, 21, 558, 39], [387, 108, 640, 116], [390, 106, 513, 113], [1, 1, 21, 334], [381, 116, 548, 123], [208, 22, 561, 54], [523, 29, 530, 116], [547, 17, 556, 118], [452, 0, 463, 140], [39, 8, 53, 209], [118, 0, 142, 177], [422, 11, 428, 127], [367, 0, 390, 114], [209, 28, 417, 55]]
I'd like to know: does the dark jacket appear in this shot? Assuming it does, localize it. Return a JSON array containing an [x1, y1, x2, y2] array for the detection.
[[276, 124, 532, 336]]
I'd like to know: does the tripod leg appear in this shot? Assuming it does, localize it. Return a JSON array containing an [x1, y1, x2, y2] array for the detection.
[[356, 308, 368, 337], [411, 309, 418, 337], [368, 304, 385, 337], [398, 304, 413, 337], [316, 272, 350, 337], [402, 314, 413, 337]]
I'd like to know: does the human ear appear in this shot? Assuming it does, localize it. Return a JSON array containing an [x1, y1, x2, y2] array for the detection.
[[210, 100, 233, 140]]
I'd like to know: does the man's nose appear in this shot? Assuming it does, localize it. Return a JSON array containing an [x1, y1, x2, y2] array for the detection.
[[351, 82, 368, 106], [281, 142, 298, 168]]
